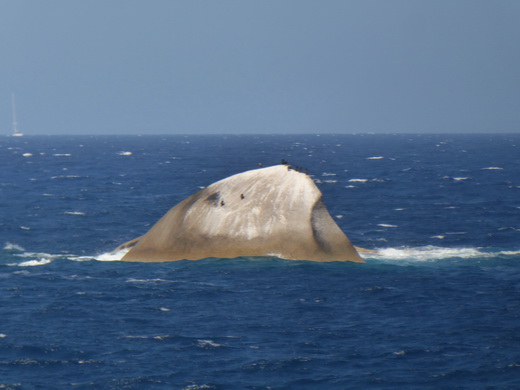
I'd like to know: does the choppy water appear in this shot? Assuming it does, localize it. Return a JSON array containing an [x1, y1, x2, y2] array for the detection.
[[1, 134, 519, 389]]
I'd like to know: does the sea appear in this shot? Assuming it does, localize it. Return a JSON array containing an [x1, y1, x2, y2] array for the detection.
[[0, 133, 519, 389]]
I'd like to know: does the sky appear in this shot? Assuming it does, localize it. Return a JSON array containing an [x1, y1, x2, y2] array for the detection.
[[1, 0, 519, 135]]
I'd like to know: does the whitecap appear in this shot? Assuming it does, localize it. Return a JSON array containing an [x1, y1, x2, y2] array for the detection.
[[126, 278, 171, 284], [181, 384, 214, 390], [370, 246, 489, 262], [65, 250, 127, 262], [53, 153, 72, 157], [482, 167, 503, 170], [95, 248, 128, 261], [377, 224, 398, 228], [51, 175, 82, 180], [349, 179, 368, 183], [22, 153, 33, 157], [501, 250, 520, 256], [0, 333, 6, 338], [197, 339, 222, 348], [18, 258, 52, 267], [67, 255, 97, 262], [62, 211, 86, 216], [3, 242, 25, 252], [117, 151, 133, 156], [153, 335, 170, 340], [453, 177, 470, 181], [367, 156, 384, 160], [16, 251, 53, 258]]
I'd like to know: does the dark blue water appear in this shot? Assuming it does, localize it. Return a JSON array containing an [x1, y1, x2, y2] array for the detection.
[[1, 134, 519, 389]]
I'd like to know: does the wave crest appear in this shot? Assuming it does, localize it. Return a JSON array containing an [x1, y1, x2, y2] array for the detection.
[[368, 246, 517, 263], [3, 242, 519, 267]]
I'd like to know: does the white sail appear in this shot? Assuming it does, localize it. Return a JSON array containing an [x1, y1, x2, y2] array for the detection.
[[11, 94, 24, 137]]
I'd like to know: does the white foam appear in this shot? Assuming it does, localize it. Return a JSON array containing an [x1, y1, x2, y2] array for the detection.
[[453, 177, 470, 181], [22, 153, 33, 157], [378, 224, 398, 228], [95, 249, 128, 261], [125, 334, 170, 340], [197, 339, 223, 348], [67, 255, 98, 262], [63, 211, 86, 216], [126, 278, 170, 284], [367, 246, 503, 262], [51, 175, 82, 180], [53, 153, 72, 157], [117, 151, 133, 156], [349, 179, 368, 183], [16, 251, 55, 259], [501, 250, 520, 256], [3, 242, 25, 252], [367, 156, 384, 160], [18, 258, 52, 267], [482, 167, 503, 170]]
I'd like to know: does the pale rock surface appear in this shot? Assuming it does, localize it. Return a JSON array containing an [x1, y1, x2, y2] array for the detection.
[[118, 165, 364, 262]]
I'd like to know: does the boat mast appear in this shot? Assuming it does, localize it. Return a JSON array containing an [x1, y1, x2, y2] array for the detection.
[[11, 94, 23, 136]]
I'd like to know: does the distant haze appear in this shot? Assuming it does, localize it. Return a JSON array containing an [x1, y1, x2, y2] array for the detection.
[[1, 0, 519, 135]]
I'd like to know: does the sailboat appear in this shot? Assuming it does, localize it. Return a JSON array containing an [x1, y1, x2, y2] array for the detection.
[[11, 94, 24, 137]]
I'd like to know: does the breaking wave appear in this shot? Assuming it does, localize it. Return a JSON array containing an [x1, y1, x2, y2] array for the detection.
[[367, 246, 520, 263], [1, 242, 519, 267], [1, 243, 128, 267]]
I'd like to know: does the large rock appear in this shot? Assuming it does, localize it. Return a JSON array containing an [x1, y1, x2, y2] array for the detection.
[[118, 165, 364, 262]]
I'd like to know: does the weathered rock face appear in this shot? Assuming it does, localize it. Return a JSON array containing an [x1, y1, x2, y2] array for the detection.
[[118, 165, 364, 262]]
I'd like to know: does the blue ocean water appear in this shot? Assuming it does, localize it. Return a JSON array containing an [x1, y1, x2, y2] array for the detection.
[[0, 134, 519, 389]]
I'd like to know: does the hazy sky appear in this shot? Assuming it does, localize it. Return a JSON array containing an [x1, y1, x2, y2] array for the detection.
[[1, 0, 519, 135]]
